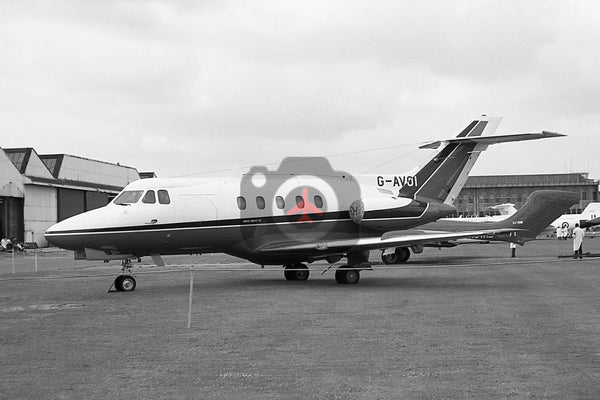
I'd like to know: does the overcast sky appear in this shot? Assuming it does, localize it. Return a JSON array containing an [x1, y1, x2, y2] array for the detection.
[[1, 1, 599, 180]]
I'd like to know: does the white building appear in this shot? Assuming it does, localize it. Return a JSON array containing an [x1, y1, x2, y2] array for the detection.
[[0, 147, 143, 247]]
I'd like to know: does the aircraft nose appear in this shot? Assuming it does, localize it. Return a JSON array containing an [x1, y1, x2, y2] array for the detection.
[[45, 218, 79, 249], [44, 208, 105, 250]]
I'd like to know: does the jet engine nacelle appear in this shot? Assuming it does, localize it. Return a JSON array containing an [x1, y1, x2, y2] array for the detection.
[[349, 196, 423, 229], [349, 196, 457, 231]]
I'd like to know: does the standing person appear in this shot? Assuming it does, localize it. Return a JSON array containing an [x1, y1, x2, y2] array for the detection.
[[572, 223, 585, 260]]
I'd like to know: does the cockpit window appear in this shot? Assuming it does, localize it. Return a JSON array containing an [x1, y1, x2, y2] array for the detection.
[[158, 190, 170, 204], [142, 190, 156, 204], [114, 190, 144, 205]]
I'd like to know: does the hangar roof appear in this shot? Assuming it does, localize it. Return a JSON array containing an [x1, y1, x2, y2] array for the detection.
[[3, 147, 142, 193], [4, 148, 55, 180], [465, 173, 599, 188]]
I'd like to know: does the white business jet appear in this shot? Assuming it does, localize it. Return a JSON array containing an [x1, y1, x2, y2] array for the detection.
[[45, 116, 564, 290]]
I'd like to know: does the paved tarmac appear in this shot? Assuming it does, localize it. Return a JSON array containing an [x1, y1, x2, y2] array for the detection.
[[1, 239, 600, 399]]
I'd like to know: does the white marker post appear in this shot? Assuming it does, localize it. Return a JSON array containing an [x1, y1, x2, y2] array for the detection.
[[187, 267, 194, 329], [34, 250, 38, 272]]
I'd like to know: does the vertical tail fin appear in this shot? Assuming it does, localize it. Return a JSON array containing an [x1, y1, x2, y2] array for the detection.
[[495, 190, 579, 240], [398, 116, 501, 204]]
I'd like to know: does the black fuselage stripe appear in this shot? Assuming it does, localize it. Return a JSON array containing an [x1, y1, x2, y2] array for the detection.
[[46, 205, 429, 236]]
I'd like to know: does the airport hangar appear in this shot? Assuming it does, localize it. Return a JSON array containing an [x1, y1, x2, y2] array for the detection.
[[1, 145, 599, 247], [453, 173, 600, 217], [0, 146, 155, 247]]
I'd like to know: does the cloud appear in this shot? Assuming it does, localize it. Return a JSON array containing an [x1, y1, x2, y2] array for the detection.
[[1, 1, 600, 179]]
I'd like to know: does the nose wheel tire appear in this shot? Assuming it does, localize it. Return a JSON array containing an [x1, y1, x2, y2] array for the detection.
[[335, 268, 360, 284], [114, 275, 137, 292]]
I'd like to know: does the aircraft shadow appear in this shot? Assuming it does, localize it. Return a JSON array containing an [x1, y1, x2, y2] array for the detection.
[[135, 273, 528, 295]]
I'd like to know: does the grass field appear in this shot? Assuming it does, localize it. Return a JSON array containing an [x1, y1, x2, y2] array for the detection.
[[1, 239, 600, 399]]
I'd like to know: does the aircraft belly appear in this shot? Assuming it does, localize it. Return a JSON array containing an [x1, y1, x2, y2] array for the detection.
[[47, 226, 240, 256]]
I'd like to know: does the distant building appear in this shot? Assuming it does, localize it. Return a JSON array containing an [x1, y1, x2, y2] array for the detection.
[[0, 147, 149, 247], [454, 173, 599, 217], [139, 172, 158, 179]]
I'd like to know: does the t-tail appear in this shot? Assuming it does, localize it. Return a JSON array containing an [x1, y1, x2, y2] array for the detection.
[[398, 116, 565, 205], [494, 190, 579, 242]]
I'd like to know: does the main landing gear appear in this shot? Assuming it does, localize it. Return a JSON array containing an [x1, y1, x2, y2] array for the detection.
[[282, 251, 371, 284], [381, 247, 410, 265], [110, 259, 137, 292], [334, 267, 361, 284], [283, 263, 310, 281]]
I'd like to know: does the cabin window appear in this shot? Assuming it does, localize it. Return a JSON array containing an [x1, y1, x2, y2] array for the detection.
[[114, 190, 144, 205], [142, 190, 156, 204], [275, 196, 285, 209], [314, 195, 323, 208], [256, 196, 265, 210], [295, 195, 305, 209], [237, 196, 246, 210], [158, 190, 170, 204]]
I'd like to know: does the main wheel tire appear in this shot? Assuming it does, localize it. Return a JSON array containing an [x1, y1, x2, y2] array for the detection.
[[344, 269, 360, 284], [335, 269, 345, 284], [284, 269, 297, 281], [294, 264, 310, 281], [381, 252, 397, 265], [284, 264, 310, 281], [396, 247, 410, 263], [335, 268, 360, 284]]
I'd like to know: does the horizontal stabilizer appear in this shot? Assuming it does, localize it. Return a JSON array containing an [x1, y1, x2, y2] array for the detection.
[[419, 131, 564, 149]]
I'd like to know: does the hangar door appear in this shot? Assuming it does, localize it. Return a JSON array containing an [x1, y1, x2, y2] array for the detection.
[[57, 188, 85, 221], [86, 191, 109, 211], [0, 197, 24, 241], [57, 189, 111, 221]]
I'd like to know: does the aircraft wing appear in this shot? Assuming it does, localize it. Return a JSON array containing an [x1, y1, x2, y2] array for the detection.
[[258, 228, 521, 254]]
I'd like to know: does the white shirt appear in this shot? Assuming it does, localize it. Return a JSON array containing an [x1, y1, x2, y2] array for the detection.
[[573, 227, 585, 251]]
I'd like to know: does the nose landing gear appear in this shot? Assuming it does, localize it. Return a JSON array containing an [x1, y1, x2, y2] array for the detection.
[[108, 259, 137, 292], [114, 274, 136, 292]]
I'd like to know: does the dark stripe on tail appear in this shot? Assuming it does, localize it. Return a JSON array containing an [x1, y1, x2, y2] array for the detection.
[[398, 120, 487, 201]]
